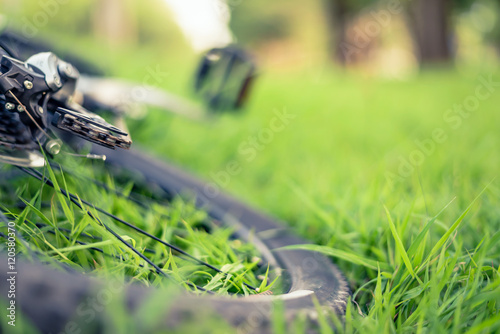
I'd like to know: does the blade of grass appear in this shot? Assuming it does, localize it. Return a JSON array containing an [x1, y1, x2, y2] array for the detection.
[[384, 206, 418, 281]]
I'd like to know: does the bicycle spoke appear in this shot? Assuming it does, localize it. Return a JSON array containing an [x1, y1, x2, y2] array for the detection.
[[50, 163, 152, 208], [23, 166, 258, 291], [18, 166, 210, 293], [0, 222, 186, 286]]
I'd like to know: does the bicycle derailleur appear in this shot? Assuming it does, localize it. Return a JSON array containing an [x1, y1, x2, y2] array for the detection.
[[0, 51, 131, 167]]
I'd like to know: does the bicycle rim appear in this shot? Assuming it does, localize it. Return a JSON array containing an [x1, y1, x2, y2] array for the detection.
[[0, 145, 350, 333]]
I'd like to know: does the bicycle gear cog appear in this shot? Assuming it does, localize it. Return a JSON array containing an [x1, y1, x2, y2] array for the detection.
[[0, 49, 132, 167]]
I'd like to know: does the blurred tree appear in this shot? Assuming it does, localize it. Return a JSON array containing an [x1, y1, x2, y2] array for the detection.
[[322, 0, 371, 64], [229, 0, 292, 46], [92, 0, 137, 45], [406, 0, 452, 64], [323, 0, 349, 64], [323, 0, 456, 65]]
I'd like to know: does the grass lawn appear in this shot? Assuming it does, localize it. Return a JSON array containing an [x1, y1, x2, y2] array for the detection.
[[1, 35, 500, 332], [129, 57, 500, 332]]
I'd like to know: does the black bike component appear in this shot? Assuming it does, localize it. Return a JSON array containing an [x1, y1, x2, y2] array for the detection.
[[0, 55, 50, 125], [51, 107, 131, 150], [0, 50, 131, 157], [0, 103, 37, 150], [26, 52, 80, 105], [195, 46, 256, 112]]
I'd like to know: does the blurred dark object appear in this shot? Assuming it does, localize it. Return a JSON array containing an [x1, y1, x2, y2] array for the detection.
[[323, 0, 353, 65], [0, 28, 104, 76], [194, 46, 256, 112], [407, 0, 452, 64]]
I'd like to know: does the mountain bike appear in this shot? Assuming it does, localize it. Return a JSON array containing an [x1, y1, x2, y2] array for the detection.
[[0, 30, 349, 333]]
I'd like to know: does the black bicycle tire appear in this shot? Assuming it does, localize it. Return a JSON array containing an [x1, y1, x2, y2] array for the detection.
[[0, 146, 350, 333]]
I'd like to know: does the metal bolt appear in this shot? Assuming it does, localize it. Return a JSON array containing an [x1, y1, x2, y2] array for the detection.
[[24, 80, 33, 90], [54, 76, 61, 87], [17, 105, 24, 112], [5, 103, 15, 110], [45, 140, 62, 155], [38, 106, 44, 114], [62, 64, 73, 77]]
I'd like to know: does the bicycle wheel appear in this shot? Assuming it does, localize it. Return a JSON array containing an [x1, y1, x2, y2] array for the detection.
[[0, 143, 350, 333], [0, 36, 349, 332]]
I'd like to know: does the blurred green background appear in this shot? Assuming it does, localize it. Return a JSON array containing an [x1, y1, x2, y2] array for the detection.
[[1, 0, 499, 291], [1, 0, 500, 332], [3, 0, 500, 74]]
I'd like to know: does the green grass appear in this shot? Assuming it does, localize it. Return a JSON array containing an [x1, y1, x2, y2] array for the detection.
[[1, 36, 500, 332], [0, 158, 272, 296], [124, 56, 500, 333]]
